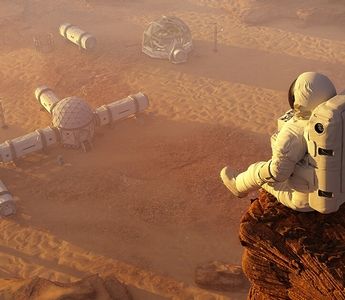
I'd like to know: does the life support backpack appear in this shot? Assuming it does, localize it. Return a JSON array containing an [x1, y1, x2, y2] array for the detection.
[[304, 94, 345, 213]]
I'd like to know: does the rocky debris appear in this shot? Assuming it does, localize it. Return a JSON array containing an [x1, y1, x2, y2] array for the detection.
[[0, 274, 132, 300], [233, 0, 345, 27], [239, 189, 345, 300], [296, 7, 345, 26], [194, 260, 249, 292]]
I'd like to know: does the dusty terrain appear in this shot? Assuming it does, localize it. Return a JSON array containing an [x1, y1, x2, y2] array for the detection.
[[0, 0, 345, 299]]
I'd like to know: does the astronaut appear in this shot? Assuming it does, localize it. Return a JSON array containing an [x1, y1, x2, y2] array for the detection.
[[220, 72, 337, 212]]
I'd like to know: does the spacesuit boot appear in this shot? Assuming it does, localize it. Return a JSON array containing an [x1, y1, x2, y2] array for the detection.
[[220, 167, 248, 198]]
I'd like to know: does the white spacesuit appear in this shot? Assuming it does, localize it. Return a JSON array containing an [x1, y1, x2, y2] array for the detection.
[[221, 72, 337, 212]]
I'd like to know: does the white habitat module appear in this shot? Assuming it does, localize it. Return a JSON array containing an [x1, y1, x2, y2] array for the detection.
[[34, 87, 96, 148], [142, 16, 193, 64], [52, 96, 95, 148], [59, 23, 97, 50], [0, 127, 59, 163], [95, 92, 149, 126], [35, 85, 60, 113], [0, 180, 15, 216]]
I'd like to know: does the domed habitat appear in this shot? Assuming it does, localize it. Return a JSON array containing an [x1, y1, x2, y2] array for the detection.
[[142, 15, 193, 64], [52, 97, 95, 149]]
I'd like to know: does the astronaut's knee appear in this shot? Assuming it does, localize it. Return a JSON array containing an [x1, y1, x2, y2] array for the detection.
[[291, 192, 312, 211]]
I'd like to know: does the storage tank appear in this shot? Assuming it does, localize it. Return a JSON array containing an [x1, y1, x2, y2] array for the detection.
[[59, 23, 97, 50]]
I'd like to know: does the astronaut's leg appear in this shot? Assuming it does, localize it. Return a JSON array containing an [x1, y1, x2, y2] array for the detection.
[[261, 182, 313, 212], [235, 162, 266, 193], [221, 162, 266, 197]]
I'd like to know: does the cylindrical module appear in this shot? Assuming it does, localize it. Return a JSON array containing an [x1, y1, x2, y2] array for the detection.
[[95, 92, 149, 127], [169, 48, 188, 64], [0, 180, 16, 216], [35, 86, 60, 114], [0, 127, 60, 163], [59, 23, 97, 50]]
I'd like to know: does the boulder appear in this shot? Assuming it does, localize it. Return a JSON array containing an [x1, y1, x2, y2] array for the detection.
[[195, 260, 249, 292]]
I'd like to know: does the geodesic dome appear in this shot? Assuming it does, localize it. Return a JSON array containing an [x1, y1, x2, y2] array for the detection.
[[142, 16, 193, 64], [52, 97, 94, 129], [52, 97, 95, 148]]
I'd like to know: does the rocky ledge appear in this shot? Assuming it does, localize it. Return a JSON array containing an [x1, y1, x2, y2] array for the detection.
[[239, 190, 345, 300]]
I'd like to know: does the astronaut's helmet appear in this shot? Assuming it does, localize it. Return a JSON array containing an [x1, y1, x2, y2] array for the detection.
[[288, 72, 336, 119]]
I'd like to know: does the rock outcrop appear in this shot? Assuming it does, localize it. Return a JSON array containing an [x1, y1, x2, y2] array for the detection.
[[0, 274, 132, 300], [239, 190, 345, 300]]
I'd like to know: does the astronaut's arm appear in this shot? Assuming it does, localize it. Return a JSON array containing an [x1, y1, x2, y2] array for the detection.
[[257, 129, 302, 184], [257, 157, 296, 184]]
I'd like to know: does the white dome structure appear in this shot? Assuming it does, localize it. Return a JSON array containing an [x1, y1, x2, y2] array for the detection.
[[52, 97, 95, 148], [142, 16, 193, 64]]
